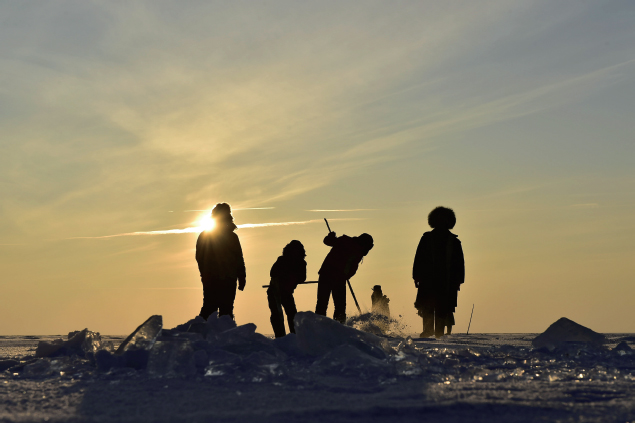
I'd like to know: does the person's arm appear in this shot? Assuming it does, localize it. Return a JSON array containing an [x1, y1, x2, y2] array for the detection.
[[323, 231, 337, 246], [412, 235, 427, 288], [235, 235, 246, 290], [453, 240, 465, 290]]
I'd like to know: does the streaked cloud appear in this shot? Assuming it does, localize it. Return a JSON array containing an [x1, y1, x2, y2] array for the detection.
[[307, 209, 377, 212]]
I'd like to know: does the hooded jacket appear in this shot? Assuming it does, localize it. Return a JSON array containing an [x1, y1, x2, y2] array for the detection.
[[196, 224, 246, 282], [269, 255, 307, 294], [319, 233, 368, 279]]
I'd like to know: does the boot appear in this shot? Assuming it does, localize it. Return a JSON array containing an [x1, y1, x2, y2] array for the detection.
[[419, 317, 434, 338]]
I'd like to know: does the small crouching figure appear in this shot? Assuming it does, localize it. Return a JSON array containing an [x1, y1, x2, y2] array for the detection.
[[371, 285, 390, 317], [196, 203, 246, 320], [267, 240, 307, 338], [315, 231, 374, 324], [413, 206, 465, 339]]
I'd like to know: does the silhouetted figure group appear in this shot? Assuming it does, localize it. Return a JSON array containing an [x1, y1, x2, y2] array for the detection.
[[195, 203, 465, 339]]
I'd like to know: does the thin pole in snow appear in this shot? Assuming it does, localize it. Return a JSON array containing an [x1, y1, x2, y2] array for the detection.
[[466, 304, 475, 335]]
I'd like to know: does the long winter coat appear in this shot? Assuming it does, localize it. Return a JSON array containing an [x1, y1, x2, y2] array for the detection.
[[413, 228, 465, 314], [319, 233, 366, 279], [196, 225, 246, 283]]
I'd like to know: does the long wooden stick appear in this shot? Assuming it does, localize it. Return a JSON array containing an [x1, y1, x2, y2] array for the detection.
[[347, 279, 362, 314], [262, 281, 318, 288], [466, 304, 475, 335]]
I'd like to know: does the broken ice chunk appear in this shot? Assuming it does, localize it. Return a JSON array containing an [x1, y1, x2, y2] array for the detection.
[[116, 315, 163, 354], [171, 316, 206, 333], [272, 333, 305, 357], [532, 317, 607, 350], [213, 324, 280, 357], [613, 341, 632, 356], [147, 338, 196, 377], [35, 339, 66, 358], [294, 312, 392, 359], [205, 311, 237, 335]]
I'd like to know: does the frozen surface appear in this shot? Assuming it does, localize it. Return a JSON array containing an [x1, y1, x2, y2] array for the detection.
[[1, 315, 634, 423]]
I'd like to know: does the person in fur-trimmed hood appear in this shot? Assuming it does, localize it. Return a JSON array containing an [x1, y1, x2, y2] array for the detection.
[[413, 206, 465, 338]]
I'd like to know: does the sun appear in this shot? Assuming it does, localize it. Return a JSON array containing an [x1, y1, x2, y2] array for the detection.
[[196, 214, 216, 231]]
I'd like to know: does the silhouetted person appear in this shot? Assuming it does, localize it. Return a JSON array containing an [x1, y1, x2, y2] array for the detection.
[[315, 232, 374, 323], [267, 240, 307, 338], [196, 203, 246, 320], [371, 285, 390, 317], [413, 206, 464, 338]]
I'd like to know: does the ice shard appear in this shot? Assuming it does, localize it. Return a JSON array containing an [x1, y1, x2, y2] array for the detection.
[[294, 312, 392, 358], [147, 338, 196, 377], [116, 315, 163, 354], [205, 311, 237, 335], [532, 317, 607, 349], [213, 323, 279, 357]]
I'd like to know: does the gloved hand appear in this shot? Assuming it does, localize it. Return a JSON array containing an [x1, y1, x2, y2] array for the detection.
[[238, 277, 246, 291]]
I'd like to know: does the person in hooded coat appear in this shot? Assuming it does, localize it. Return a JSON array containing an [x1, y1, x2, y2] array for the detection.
[[196, 203, 246, 320], [267, 240, 307, 338], [413, 206, 465, 338], [315, 232, 374, 323]]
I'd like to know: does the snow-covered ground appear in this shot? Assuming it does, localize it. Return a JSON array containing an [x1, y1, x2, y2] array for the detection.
[[1, 315, 634, 423]]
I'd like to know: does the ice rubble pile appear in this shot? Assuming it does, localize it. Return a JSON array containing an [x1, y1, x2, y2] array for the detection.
[[4, 315, 635, 383], [345, 312, 408, 337]]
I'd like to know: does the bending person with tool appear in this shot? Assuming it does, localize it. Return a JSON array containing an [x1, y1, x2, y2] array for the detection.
[[315, 226, 374, 324], [267, 240, 307, 338]]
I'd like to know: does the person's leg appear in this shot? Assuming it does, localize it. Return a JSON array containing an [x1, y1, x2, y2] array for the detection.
[[281, 291, 298, 334], [218, 280, 237, 319], [315, 277, 332, 316], [267, 288, 286, 338], [417, 299, 435, 337], [446, 312, 455, 335], [332, 279, 347, 324], [434, 309, 448, 338], [199, 279, 220, 320]]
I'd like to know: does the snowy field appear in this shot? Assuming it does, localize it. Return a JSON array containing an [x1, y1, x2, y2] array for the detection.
[[1, 314, 634, 423]]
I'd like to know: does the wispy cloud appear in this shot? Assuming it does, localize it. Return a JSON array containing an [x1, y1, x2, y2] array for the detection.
[[68, 217, 366, 239], [183, 207, 275, 212], [307, 209, 377, 212]]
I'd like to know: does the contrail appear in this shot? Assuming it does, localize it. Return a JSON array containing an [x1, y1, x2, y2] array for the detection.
[[67, 218, 366, 240], [183, 207, 275, 212], [307, 209, 376, 212]]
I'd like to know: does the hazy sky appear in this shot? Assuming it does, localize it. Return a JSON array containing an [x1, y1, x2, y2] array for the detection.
[[1, 1, 634, 335]]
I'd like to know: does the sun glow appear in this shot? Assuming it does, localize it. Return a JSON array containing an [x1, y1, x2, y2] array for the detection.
[[196, 214, 216, 231]]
